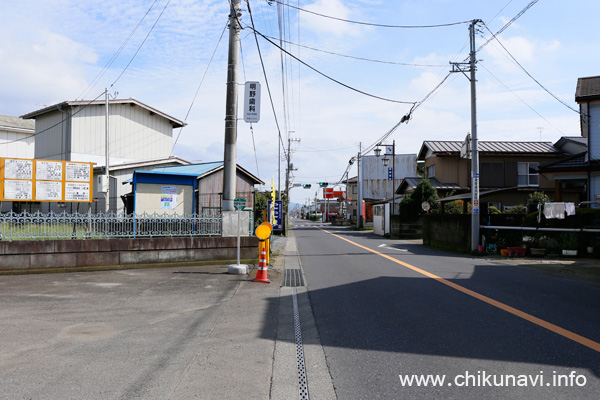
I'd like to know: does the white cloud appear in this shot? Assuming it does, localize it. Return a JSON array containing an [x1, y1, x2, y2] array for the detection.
[[0, 27, 95, 114], [302, 0, 365, 37]]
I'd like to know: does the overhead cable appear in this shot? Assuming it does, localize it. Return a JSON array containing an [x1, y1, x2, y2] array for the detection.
[[477, 0, 538, 53], [247, 0, 288, 159], [247, 25, 416, 104], [78, 0, 160, 100], [110, 0, 171, 88], [267, 0, 470, 28], [482, 23, 580, 115], [4, 92, 105, 144], [479, 62, 566, 135], [170, 22, 228, 155], [262, 35, 447, 67]]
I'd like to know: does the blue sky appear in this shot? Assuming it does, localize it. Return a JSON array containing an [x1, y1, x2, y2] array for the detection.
[[1, 0, 599, 205]]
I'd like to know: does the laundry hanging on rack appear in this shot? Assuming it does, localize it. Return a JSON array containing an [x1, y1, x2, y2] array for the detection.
[[543, 202, 575, 219]]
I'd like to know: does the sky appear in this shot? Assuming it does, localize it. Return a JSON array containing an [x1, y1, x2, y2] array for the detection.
[[2, 0, 600, 206]]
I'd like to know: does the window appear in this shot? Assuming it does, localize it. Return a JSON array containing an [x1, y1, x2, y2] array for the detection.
[[352, 185, 357, 194], [517, 162, 539, 187], [426, 164, 436, 178]]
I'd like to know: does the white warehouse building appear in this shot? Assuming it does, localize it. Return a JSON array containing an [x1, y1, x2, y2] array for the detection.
[[17, 98, 187, 213]]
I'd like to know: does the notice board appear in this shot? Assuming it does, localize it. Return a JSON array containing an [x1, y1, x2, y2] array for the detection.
[[0, 158, 94, 202]]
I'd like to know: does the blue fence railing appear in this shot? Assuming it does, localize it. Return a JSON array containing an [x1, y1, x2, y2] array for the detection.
[[0, 211, 226, 240]]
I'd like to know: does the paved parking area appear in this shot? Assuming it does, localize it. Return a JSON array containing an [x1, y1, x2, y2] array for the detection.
[[0, 264, 280, 399]]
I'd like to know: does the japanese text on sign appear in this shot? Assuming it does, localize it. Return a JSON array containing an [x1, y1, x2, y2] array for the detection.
[[244, 81, 261, 123]]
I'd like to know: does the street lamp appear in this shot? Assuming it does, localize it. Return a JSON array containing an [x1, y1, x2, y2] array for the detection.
[[375, 141, 396, 233]]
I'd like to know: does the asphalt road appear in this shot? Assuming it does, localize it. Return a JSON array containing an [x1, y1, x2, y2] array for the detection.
[[290, 218, 600, 399]]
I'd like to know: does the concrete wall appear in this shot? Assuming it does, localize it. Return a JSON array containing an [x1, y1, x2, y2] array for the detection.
[[422, 214, 471, 253], [0, 236, 259, 272]]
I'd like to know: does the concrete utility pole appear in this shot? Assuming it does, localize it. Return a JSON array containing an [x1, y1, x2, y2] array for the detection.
[[451, 19, 481, 251], [468, 20, 481, 252], [285, 136, 300, 210], [357, 142, 363, 229], [104, 88, 110, 213], [222, 0, 241, 212]]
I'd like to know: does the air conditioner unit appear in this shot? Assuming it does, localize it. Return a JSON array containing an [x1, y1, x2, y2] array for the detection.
[[98, 175, 109, 193]]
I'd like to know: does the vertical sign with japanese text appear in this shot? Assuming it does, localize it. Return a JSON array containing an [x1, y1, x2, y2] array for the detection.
[[243, 81, 261, 123]]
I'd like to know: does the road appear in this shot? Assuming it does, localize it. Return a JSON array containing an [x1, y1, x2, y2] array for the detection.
[[290, 218, 600, 399]]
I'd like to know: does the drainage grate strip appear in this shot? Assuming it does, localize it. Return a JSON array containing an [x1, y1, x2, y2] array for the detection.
[[283, 268, 305, 287], [293, 287, 310, 400]]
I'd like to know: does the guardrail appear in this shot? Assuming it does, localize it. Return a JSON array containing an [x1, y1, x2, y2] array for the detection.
[[0, 211, 224, 240]]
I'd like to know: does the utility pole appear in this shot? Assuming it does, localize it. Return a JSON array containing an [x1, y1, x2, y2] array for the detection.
[[222, 0, 241, 212], [285, 136, 300, 212], [451, 19, 481, 251], [357, 142, 363, 229], [104, 88, 110, 213]]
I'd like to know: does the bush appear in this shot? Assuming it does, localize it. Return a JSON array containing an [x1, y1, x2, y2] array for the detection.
[[399, 179, 439, 218]]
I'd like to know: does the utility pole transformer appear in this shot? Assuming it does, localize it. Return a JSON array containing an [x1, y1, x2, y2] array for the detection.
[[451, 19, 481, 251], [222, 0, 241, 211]]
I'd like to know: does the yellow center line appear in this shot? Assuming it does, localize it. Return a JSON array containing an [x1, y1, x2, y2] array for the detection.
[[317, 226, 600, 353]]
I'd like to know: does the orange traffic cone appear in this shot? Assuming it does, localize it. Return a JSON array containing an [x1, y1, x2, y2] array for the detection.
[[252, 249, 270, 284]]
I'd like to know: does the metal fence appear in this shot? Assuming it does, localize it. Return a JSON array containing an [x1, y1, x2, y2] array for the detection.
[[0, 211, 224, 240]]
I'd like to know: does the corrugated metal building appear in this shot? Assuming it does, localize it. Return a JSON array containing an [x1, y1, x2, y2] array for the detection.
[[21, 98, 185, 166]]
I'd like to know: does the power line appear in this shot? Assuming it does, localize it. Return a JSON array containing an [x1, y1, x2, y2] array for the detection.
[[246, 0, 288, 160], [262, 35, 447, 67], [477, 0, 538, 53], [479, 62, 566, 136], [481, 23, 580, 115], [110, 0, 171, 88], [247, 25, 416, 104], [3, 92, 105, 144], [239, 35, 261, 178], [267, 0, 470, 28], [170, 22, 228, 154], [77, 0, 160, 100]]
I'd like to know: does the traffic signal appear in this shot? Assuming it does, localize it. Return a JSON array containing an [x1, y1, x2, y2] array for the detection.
[[302, 184, 312, 189], [319, 182, 328, 187]]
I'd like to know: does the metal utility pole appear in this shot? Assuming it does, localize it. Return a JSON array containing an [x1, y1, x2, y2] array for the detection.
[[451, 19, 481, 251], [222, 0, 241, 212], [104, 88, 110, 213]]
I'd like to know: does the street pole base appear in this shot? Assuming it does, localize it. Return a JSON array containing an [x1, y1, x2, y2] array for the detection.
[[228, 264, 248, 275]]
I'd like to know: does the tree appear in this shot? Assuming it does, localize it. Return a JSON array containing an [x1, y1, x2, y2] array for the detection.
[[399, 178, 439, 217]]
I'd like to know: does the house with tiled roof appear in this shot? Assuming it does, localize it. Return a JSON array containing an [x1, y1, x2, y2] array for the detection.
[[538, 75, 600, 206], [414, 139, 572, 213]]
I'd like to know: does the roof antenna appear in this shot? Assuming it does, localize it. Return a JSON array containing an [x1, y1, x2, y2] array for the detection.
[[537, 126, 544, 141]]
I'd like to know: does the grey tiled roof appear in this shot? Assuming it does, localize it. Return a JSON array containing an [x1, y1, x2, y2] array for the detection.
[[0, 115, 35, 131], [575, 75, 600, 102], [421, 140, 562, 157], [396, 177, 464, 194], [539, 152, 588, 172]]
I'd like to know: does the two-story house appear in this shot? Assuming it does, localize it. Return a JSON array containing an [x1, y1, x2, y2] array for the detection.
[[539, 75, 600, 206], [413, 140, 572, 213]]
